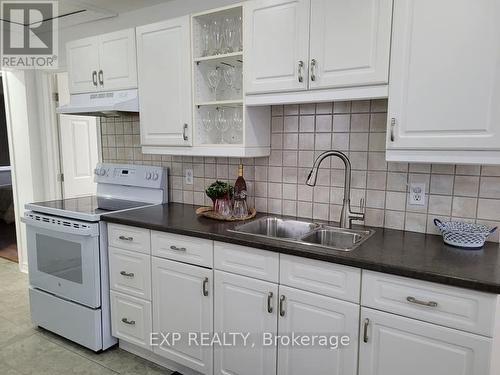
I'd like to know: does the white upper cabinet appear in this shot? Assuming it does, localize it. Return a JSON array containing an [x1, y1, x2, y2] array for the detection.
[[359, 308, 492, 375], [98, 29, 138, 91], [67, 37, 100, 94], [309, 0, 393, 89], [244, 0, 310, 93], [67, 29, 137, 94], [136, 16, 193, 147], [387, 0, 500, 164], [244, 0, 393, 102]]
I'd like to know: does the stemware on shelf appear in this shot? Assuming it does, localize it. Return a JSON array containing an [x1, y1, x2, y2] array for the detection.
[[206, 67, 221, 98], [222, 65, 236, 97], [215, 107, 229, 143], [223, 17, 237, 53], [201, 22, 211, 56], [210, 19, 224, 55], [232, 108, 243, 130]]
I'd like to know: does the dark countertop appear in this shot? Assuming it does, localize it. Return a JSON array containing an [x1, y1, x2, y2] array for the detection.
[[102, 203, 500, 294]]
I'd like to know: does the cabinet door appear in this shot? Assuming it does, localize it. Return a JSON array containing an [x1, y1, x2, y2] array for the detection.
[[66, 37, 99, 94], [244, 0, 310, 94], [214, 271, 278, 375], [152, 257, 212, 374], [277, 286, 359, 375], [309, 0, 392, 89], [98, 29, 138, 91], [388, 0, 500, 150], [359, 308, 492, 375], [136, 17, 192, 146]]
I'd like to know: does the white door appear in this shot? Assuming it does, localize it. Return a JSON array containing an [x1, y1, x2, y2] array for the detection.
[[214, 271, 278, 375], [359, 308, 492, 375], [309, 0, 392, 89], [59, 115, 99, 198], [277, 286, 359, 375], [136, 17, 192, 147], [244, 0, 310, 94], [388, 0, 500, 150], [98, 29, 138, 91], [152, 257, 212, 374], [67, 36, 99, 94]]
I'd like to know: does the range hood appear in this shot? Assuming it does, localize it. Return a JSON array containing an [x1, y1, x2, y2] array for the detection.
[[57, 89, 139, 117]]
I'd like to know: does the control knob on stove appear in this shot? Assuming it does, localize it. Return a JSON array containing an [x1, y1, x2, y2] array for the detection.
[[152, 172, 159, 181], [146, 172, 152, 180]]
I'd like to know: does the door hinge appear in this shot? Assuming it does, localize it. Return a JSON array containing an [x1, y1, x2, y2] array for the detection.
[[57, 173, 64, 182]]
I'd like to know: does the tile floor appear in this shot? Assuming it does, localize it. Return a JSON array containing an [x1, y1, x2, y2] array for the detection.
[[0, 258, 173, 374]]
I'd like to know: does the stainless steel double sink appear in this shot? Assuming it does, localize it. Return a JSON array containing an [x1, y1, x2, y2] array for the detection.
[[228, 217, 374, 252]]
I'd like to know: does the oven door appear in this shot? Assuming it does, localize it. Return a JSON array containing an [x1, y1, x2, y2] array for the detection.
[[23, 212, 101, 309]]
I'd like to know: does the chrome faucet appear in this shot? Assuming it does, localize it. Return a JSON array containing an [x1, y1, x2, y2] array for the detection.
[[306, 150, 365, 229]]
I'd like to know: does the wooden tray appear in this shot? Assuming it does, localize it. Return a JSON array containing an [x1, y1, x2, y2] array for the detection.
[[196, 206, 257, 222]]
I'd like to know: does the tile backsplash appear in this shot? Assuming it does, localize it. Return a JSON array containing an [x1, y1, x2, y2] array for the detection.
[[101, 99, 500, 242]]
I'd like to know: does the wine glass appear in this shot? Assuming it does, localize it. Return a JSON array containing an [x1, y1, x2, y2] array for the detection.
[[233, 108, 243, 130], [201, 22, 211, 56], [211, 19, 223, 55], [222, 66, 235, 97], [202, 110, 214, 143], [216, 108, 229, 143], [206, 68, 221, 98], [236, 15, 243, 51], [223, 17, 237, 53]]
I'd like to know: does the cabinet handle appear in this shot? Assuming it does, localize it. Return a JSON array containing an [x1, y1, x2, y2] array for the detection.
[[98, 69, 104, 86], [390, 118, 396, 142], [121, 317, 135, 325], [118, 235, 133, 241], [279, 295, 286, 317], [202, 277, 209, 297], [183, 123, 189, 141], [267, 292, 273, 313], [298, 60, 304, 83], [406, 296, 438, 308], [92, 71, 98, 86], [120, 271, 134, 278], [170, 245, 186, 252], [310, 59, 317, 81], [363, 318, 370, 343]]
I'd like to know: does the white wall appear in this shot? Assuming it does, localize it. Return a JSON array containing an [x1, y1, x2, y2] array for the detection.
[[58, 0, 242, 68]]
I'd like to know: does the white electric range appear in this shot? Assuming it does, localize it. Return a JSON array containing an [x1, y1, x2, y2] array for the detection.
[[22, 163, 168, 352]]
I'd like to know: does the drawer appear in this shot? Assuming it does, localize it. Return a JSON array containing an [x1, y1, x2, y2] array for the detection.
[[152, 231, 213, 267], [108, 224, 150, 254], [110, 291, 152, 350], [109, 247, 151, 300], [280, 254, 361, 303], [362, 271, 497, 337], [214, 242, 279, 283]]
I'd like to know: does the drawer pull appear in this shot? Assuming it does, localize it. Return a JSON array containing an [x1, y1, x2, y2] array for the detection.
[[121, 317, 135, 325], [170, 245, 187, 251], [118, 235, 133, 241], [120, 271, 134, 278], [202, 277, 209, 296], [279, 295, 286, 317], [267, 292, 273, 313], [406, 296, 438, 308], [363, 318, 370, 343]]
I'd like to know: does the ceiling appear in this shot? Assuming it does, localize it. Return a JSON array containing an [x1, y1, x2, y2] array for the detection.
[[57, 0, 174, 28]]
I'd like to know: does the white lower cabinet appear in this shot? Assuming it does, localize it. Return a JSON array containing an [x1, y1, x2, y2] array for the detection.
[[359, 307, 492, 375], [152, 257, 213, 374], [277, 285, 359, 375], [110, 291, 152, 350], [214, 271, 278, 375]]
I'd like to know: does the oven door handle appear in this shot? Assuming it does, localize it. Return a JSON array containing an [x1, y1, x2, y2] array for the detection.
[[21, 216, 99, 237]]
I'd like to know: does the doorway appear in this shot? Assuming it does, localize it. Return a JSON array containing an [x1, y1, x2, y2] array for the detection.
[[0, 76, 17, 263]]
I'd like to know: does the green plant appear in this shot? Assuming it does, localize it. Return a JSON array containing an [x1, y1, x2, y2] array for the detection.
[[205, 181, 233, 202]]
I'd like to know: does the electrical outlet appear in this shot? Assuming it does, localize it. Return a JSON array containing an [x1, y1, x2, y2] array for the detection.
[[409, 183, 426, 206], [185, 169, 193, 185]]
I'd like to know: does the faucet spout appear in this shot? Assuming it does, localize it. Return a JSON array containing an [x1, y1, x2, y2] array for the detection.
[[306, 150, 364, 229]]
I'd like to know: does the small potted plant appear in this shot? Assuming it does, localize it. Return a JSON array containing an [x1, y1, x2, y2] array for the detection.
[[205, 181, 233, 217]]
